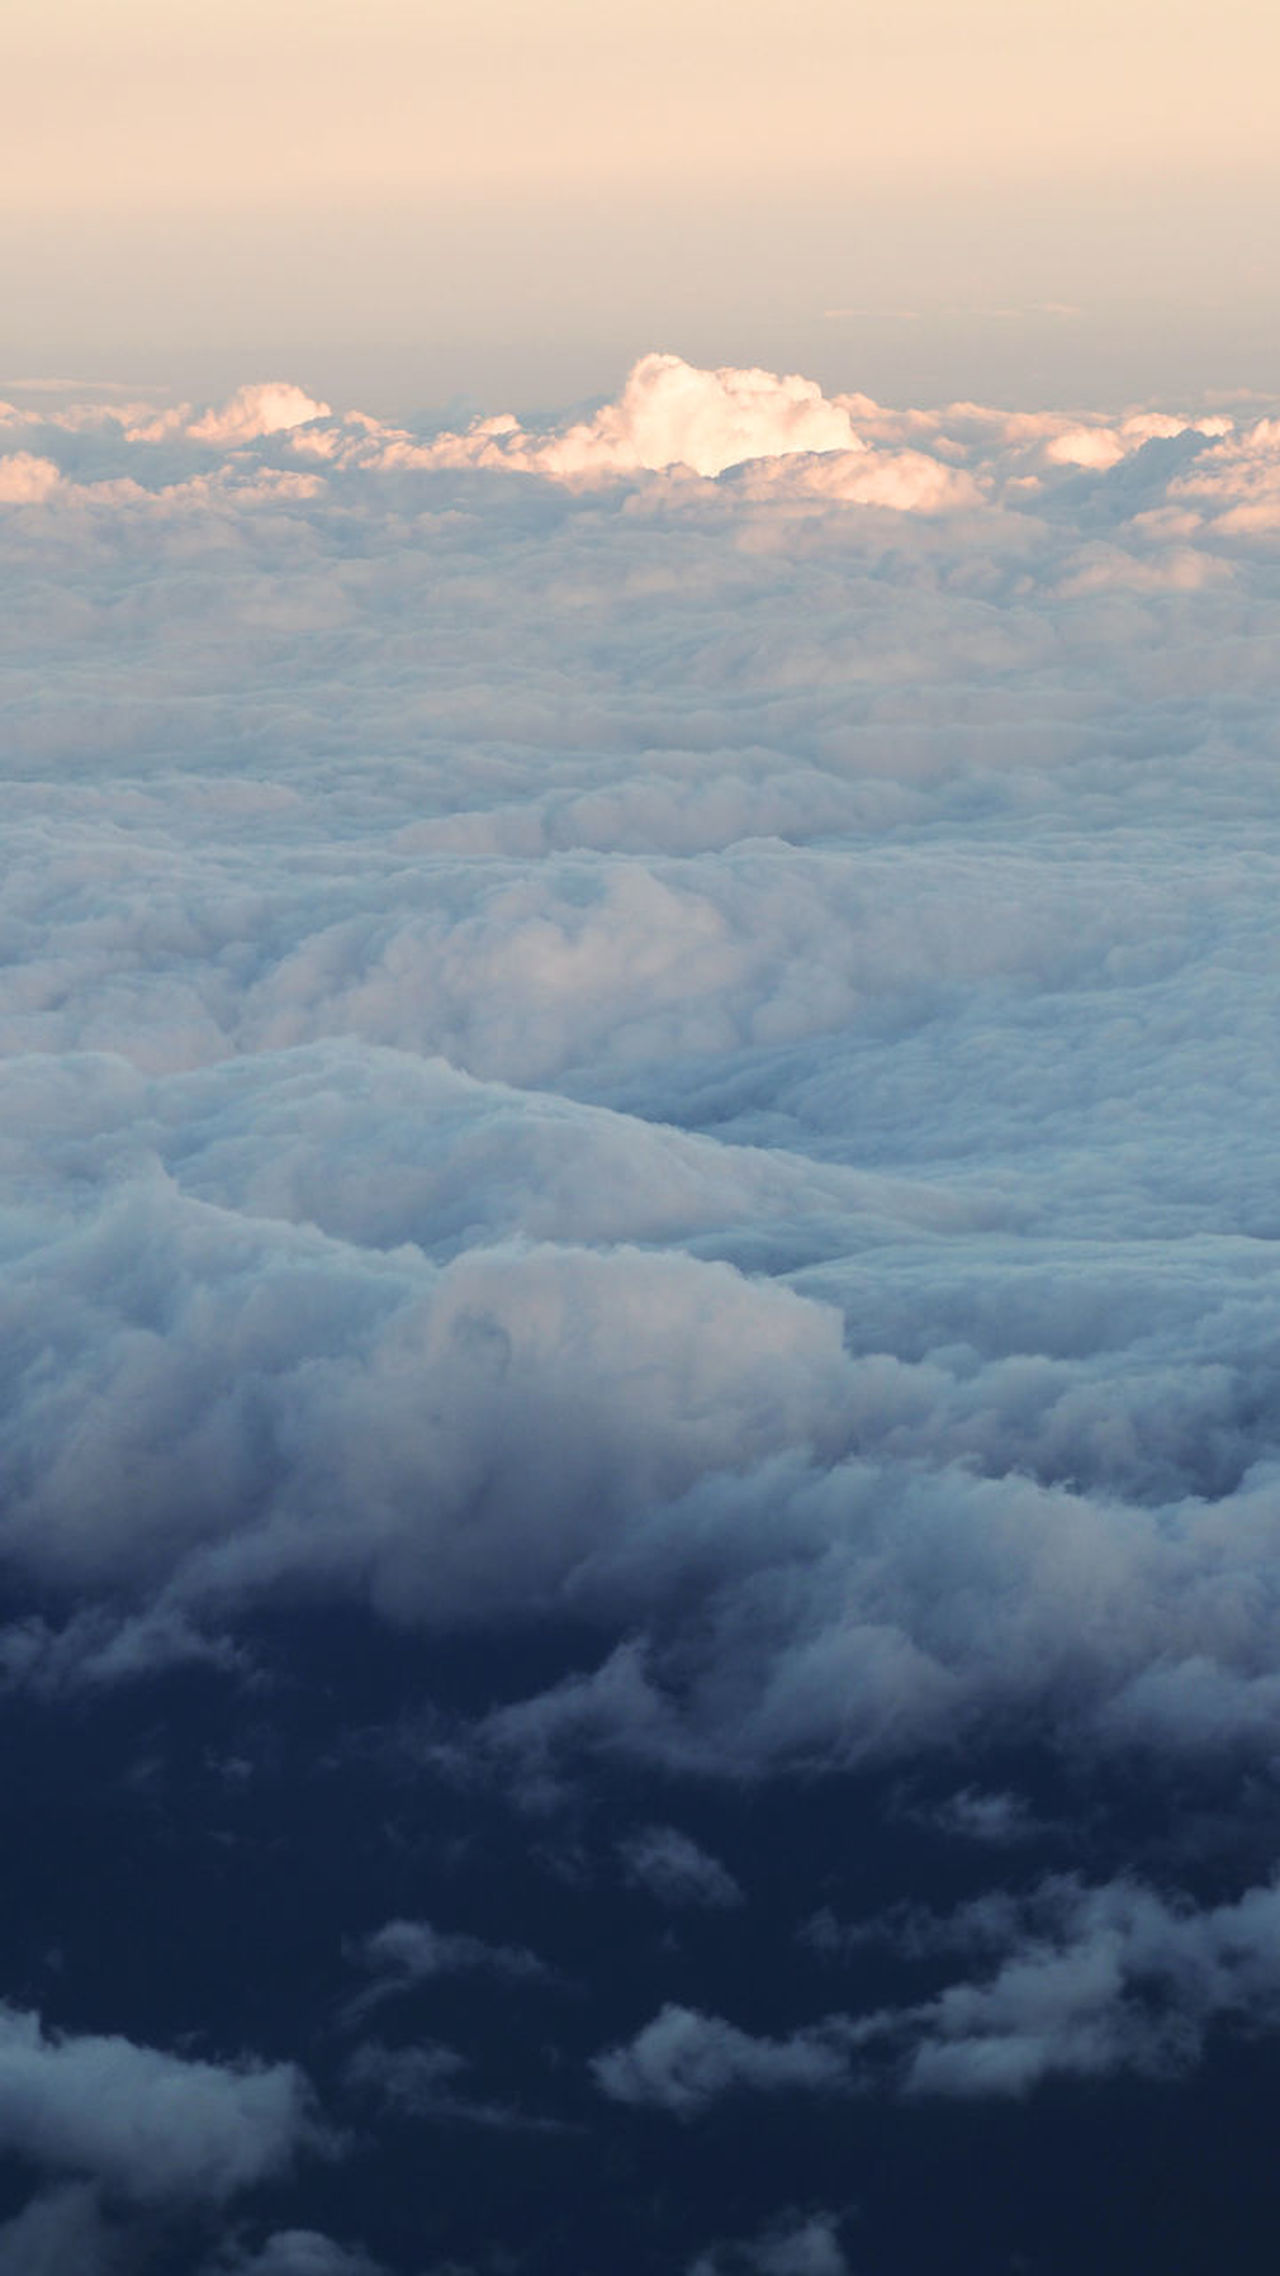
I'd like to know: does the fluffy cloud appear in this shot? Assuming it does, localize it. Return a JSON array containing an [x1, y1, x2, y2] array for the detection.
[[378, 352, 863, 481], [534, 352, 862, 479], [0, 451, 61, 502], [894, 1872, 1280, 2097], [0, 2007, 314, 2200], [615, 1870, 1280, 2114], [132, 383, 333, 447], [9, 344, 1280, 2266]]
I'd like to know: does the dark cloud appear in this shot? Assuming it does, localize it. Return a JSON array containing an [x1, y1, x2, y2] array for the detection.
[[341, 1918, 552, 2028], [206, 2232, 386, 2276], [618, 1826, 744, 1910], [0, 2185, 119, 2276], [688, 2210, 852, 2276]]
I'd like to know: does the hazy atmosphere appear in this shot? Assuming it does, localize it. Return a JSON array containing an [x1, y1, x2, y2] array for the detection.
[[5, 7, 1280, 2275], [7, 0, 1280, 408]]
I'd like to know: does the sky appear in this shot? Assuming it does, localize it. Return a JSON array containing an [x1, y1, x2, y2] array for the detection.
[[6, 0, 1280, 409], [7, 9, 1280, 2273]]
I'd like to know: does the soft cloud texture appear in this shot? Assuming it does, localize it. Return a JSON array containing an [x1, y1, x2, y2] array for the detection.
[[7, 356, 1280, 1796], [8, 356, 1280, 2260], [894, 1872, 1280, 2097], [689, 2211, 852, 2276], [593, 2005, 861, 2116], [0, 2186, 118, 2276], [619, 1826, 744, 1910], [603, 1869, 1280, 2116], [0, 2007, 313, 2199], [208, 2234, 386, 2276], [342, 1918, 551, 2026]]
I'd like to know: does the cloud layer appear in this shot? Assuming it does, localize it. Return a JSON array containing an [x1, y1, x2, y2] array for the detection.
[[6, 350, 1280, 2265]]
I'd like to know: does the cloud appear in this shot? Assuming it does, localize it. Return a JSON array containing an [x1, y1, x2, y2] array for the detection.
[[895, 1872, 1280, 2097], [342, 1918, 552, 2024], [342, 2041, 548, 2132], [10, 344, 1280, 2265], [0, 2007, 315, 2201], [0, 2186, 119, 2276], [689, 2211, 852, 2276], [535, 353, 863, 479], [131, 383, 333, 447], [597, 1869, 1280, 2115], [401, 352, 863, 481], [911, 1787, 1041, 1846], [272, 352, 979, 510], [619, 1825, 744, 1909], [6, 365, 1280, 1757], [0, 451, 61, 502], [207, 2234, 386, 2276], [592, 2005, 861, 2117]]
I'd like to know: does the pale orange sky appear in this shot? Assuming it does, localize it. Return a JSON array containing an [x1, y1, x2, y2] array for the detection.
[[5, 0, 1279, 410]]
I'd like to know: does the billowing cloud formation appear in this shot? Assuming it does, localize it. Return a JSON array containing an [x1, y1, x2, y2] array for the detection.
[[0, 2007, 313, 2199], [133, 382, 333, 447], [5, 352, 1280, 1797], [531, 352, 861, 478], [0, 451, 61, 502], [312, 350, 979, 501], [8, 354, 1280, 2254], [893, 1872, 1280, 2097]]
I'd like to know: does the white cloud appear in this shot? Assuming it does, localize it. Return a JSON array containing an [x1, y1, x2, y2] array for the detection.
[[130, 383, 333, 447], [7, 351, 1280, 1806], [399, 352, 863, 481], [15, 340, 1280, 2276], [537, 353, 863, 479], [0, 2007, 315, 2201], [0, 451, 61, 502], [10, 346, 1280, 2258]]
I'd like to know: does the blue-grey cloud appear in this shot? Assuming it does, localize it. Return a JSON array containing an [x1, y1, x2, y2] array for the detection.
[[618, 1826, 744, 1910], [9, 357, 1280, 2263], [688, 2210, 852, 2276], [0, 2007, 315, 2200]]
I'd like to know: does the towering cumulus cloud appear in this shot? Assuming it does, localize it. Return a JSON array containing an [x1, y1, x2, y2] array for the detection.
[[4, 353, 1280, 2273]]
